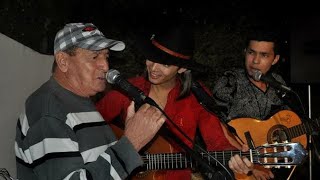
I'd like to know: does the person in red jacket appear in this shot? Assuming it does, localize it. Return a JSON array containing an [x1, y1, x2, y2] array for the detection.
[[96, 25, 252, 179]]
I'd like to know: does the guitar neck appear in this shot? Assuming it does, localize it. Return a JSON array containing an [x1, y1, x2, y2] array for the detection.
[[140, 142, 306, 171], [141, 150, 254, 170], [286, 118, 320, 139]]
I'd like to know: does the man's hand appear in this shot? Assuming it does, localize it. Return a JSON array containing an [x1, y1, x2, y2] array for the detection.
[[228, 155, 253, 175], [251, 165, 274, 180], [124, 102, 165, 151], [239, 145, 274, 179]]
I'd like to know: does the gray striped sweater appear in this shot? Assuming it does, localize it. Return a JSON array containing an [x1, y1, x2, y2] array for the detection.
[[15, 77, 143, 180]]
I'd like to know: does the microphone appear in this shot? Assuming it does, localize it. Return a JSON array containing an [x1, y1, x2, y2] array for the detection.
[[106, 69, 158, 109], [253, 70, 292, 92]]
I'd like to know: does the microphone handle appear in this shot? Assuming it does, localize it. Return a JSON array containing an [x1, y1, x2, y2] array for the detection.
[[261, 75, 292, 92], [114, 77, 146, 111]]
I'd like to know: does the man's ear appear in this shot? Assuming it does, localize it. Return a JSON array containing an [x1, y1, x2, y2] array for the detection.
[[178, 67, 187, 74], [272, 55, 280, 65], [54, 52, 69, 72]]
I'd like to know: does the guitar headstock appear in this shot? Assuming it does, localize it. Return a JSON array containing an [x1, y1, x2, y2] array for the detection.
[[254, 142, 307, 167]]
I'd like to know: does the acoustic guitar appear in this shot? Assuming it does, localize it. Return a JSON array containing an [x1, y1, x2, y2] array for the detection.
[[228, 110, 320, 148], [109, 123, 307, 180]]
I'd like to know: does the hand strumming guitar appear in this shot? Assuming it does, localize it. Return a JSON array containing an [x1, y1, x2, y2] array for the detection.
[[124, 101, 165, 151]]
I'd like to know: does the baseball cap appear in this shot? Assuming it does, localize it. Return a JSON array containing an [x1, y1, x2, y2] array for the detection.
[[54, 23, 125, 54]]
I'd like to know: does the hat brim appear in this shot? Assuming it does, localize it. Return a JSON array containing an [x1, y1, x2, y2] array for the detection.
[[139, 38, 208, 72]]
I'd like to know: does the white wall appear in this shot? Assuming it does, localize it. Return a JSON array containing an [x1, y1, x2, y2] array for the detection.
[[0, 33, 53, 177]]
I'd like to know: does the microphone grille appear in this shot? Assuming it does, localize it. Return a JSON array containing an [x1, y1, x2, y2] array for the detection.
[[253, 70, 262, 81], [106, 69, 120, 84]]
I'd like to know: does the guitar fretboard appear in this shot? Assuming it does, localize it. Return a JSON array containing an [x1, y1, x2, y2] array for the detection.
[[138, 143, 306, 172], [285, 119, 320, 139], [141, 150, 259, 170]]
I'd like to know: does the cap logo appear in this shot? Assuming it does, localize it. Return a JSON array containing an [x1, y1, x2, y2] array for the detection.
[[82, 26, 96, 32]]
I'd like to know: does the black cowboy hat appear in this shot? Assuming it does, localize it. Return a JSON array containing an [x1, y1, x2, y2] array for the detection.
[[138, 24, 208, 72]]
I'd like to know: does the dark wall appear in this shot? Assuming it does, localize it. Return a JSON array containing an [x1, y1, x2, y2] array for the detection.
[[290, 16, 320, 84]]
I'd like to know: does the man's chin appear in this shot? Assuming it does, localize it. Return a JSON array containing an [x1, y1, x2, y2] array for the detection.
[[246, 70, 253, 77], [95, 84, 107, 93], [248, 68, 260, 76]]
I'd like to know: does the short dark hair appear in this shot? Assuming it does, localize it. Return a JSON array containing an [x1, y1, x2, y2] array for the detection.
[[52, 46, 78, 73], [245, 26, 281, 55]]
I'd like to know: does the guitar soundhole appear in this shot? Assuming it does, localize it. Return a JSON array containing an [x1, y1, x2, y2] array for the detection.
[[267, 125, 290, 144]]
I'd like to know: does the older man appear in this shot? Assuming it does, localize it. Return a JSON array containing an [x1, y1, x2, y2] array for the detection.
[[14, 23, 165, 180]]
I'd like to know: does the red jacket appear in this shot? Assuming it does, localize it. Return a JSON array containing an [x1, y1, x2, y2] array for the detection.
[[96, 76, 235, 179]]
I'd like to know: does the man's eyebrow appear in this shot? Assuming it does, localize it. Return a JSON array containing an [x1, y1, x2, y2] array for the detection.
[[247, 48, 255, 52]]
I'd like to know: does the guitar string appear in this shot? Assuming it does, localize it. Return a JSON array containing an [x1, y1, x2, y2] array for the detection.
[[140, 149, 293, 166], [140, 152, 260, 161]]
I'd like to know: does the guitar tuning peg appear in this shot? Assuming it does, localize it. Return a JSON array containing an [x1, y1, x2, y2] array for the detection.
[[273, 142, 279, 169]]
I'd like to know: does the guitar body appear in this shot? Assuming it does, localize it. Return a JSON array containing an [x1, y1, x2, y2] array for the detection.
[[131, 134, 173, 180], [228, 110, 307, 148], [110, 123, 173, 180]]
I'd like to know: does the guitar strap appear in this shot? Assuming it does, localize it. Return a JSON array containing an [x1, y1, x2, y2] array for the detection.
[[190, 80, 227, 120], [191, 80, 244, 144], [193, 127, 206, 151]]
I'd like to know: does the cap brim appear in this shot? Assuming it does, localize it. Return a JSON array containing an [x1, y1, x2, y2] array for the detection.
[[77, 36, 125, 51], [108, 40, 125, 51]]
